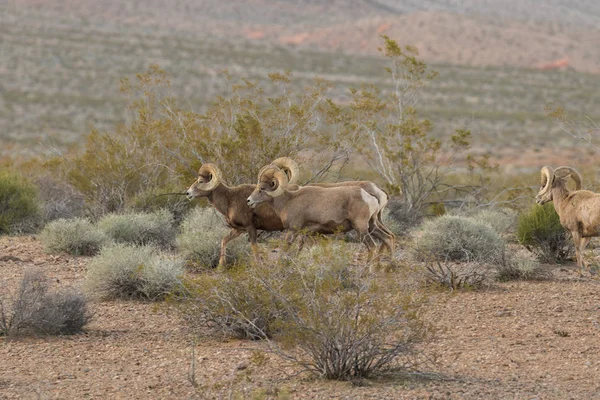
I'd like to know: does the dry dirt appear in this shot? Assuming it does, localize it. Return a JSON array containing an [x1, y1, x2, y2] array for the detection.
[[1, 235, 600, 399]]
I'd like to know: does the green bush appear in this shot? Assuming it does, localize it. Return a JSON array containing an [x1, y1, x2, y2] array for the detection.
[[0, 172, 41, 234], [181, 240, 429, 380], [517, 203, 573, 263], [97, 209, 176, 249], [176, 207, 250, 268], [0, 270, 91, 336], [412, 215, 504, 263], [495, 248, 551, 282], [85, 244, 184, 300], [40, 218, 109, 256]]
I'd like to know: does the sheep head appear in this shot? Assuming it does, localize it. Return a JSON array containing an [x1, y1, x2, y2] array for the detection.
[[270, 157, 299, 185], [535, 165, 582, 205], [186, 163, 222, 200], [247, 165, 288, 208]]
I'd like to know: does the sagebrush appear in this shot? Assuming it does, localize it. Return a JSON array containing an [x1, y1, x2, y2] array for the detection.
[[85, 244, 185, 300], [40, 218, 109, 256], [412, 215, 504, 263], [97, 209, 176, 249]]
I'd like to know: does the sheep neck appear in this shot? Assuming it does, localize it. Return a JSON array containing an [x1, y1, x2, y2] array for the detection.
[[206, 183, 231, 217], [269, 190, 293, 216], [551, 185, 570, 212]]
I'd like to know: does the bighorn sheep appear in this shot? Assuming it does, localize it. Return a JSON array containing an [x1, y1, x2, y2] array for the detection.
[[246, 165, 394, 259], [273, 157, 396, 250], [185, 163, 285, 268], [534, 165, 600, 273]]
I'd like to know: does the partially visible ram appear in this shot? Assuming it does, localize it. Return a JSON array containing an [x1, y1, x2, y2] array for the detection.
[[246, 164, 394, 262], [535, 165, 600, 274]]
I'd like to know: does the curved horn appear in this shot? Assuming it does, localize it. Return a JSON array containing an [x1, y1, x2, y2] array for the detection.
[[196, 163, 222, 191], [554, 166, 582, 190], [538, 166, 554, 196], [258, 166, 288, 198], [270, 157, 299, 185]]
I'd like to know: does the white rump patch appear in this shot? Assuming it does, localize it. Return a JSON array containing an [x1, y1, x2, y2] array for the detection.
[[370, 185, 387, 208], [360, 189, 379, 217]]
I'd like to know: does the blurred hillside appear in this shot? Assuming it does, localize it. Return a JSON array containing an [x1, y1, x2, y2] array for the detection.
[[1, 0, 599, 168]]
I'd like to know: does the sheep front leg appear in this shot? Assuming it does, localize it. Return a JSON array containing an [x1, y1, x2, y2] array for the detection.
[[218, 229, 243, 271], [247, 226, 261, 265]]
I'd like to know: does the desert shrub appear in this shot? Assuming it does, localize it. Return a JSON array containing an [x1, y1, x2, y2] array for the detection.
[[0, 270, 91, 336], [495, 248, 551, 282], [40, 218, 109, 256], [0, 171, 41, 234], [422, 260, 488, 290], [382, 208, 405, 238], [412, 215, 504, 264], [49, 65, 346, 215], [181, 240, 430, 380], [85, 244, 185, 300], [35, 176, 86, 222], [517, 203, 573, 263], [176, 207, 250, 268], [97, 209, 176, 249], [468, 208, 518, 239], [182, 266, 286, 340]]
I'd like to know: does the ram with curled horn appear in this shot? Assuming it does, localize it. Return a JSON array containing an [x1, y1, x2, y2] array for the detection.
[[246, 164, 394, 263], [275, 157, 395, 250], [185, 162, 286, 269], [535, 165, 600, 274]]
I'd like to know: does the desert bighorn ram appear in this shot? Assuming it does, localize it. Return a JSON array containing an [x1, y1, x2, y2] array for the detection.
[[246, 164, 394, 260], [185, 162, 295, 268], [534, 165, 600, 273], [274, 157, 395, 249]]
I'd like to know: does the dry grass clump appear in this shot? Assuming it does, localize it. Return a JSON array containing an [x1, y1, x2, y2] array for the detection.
[[495, 248, 551, 282], [0, 270, 91, 336], [176, 207, 250, 268], [40, 218, 109, 256], [85, 244, 185, 301], [97, 209, 176, 249]]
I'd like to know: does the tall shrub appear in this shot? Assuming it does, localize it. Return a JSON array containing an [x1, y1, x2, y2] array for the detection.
[[0, 171, 40, 234], [517, 203, 573, 263]]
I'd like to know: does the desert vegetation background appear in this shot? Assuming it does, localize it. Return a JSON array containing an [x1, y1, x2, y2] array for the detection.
[[1, 1, 600, 399], [2, 0, 599, 166]]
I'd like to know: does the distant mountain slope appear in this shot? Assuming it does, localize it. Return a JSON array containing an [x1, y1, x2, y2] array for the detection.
[[275, 12, 600, 73], [7, 0, 599, 73]]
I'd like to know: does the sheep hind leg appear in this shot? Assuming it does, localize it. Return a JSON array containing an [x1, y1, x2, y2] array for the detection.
[[571, 231, 590, 275], [371, 226, 394, 256], [579, 236, 592, 275], [369, 218, 394, 254], [356, 228, 378, 272]]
